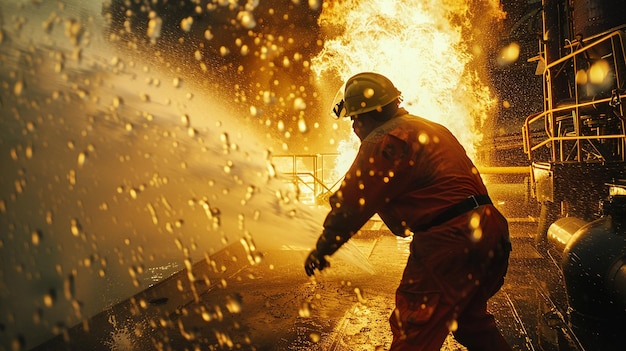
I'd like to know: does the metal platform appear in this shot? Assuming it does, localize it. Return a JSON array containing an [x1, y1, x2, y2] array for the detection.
[[32, 220, 586, 351]]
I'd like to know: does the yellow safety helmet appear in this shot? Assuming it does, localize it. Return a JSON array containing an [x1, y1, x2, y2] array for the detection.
[[331, 72, 401, 118]]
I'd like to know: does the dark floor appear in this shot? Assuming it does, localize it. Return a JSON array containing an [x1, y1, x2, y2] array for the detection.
[[33, 220, 586, 351]]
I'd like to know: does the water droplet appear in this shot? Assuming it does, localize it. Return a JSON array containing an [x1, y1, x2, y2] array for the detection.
[[146, 203, 158, 225], [147, 12, 162, 40], [14, 179, 24, 194], [31, 230, 42, 245], [238, 11, 256, 29], [448, 318, 458, 332], [298, 302, 311, 317], [64, 273, 75, 300], [575, 69, 587, 85], [497, 42, 520, 66], [181, 114, 190, 127], [589, 59, 609, 84], [240, 45, 249, 56], [201, 310, 212, 322], [66, 169, 75, 185], [418, 132, 429, 144], [471, 228, 483, 242], [293, 97, 306, 111], [70, 218, 81, 236], [112, 96, 123, 108], [204, 29, 213, 40], [64, 18, 83, 46], [13, 80, 24, 96], [77, 152, 87, 167], [10, 336, 25, 350], [25, 121, 35, 132], [308, 0, 322, 10], [43, 289, 56, 307], [298, 118, 308, 133], [469, 213, 481, 229], [180, 16, 193, 32], [25, 145, 33, 159], [225, 295, 241, 313], [309, 332, 321, 342]]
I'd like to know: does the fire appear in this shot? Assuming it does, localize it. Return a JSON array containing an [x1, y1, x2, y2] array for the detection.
[[311, 0, 505, 175]]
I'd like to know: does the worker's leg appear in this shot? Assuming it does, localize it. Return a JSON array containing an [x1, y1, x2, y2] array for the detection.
[[390, 206, 512, 350], [388, 254, 454, 351], [453, 293, 511, 351], [388, 232, 479, 351], [454, 208, 512, 351]]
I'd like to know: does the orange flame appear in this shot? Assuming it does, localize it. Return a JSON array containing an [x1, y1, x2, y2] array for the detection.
[[312, 0, 505, 175]]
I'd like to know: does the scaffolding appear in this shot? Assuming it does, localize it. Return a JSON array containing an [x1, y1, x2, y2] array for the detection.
[[271, 153, 342, 205]]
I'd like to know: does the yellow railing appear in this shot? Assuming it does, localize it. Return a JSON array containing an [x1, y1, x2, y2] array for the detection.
[[522, 29, 626, 163]]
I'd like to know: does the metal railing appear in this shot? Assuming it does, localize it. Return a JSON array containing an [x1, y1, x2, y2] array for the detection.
[[271, 153, 341, 204], [522, 29, 626, 163]]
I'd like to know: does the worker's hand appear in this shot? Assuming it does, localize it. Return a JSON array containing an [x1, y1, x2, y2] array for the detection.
[[304, 249, 330, 276]]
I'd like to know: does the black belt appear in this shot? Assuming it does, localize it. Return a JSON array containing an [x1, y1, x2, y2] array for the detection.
[[415, 195, 492, 231]]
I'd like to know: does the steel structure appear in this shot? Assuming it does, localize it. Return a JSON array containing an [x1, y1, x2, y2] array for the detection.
[[522, 2, 626, 236]]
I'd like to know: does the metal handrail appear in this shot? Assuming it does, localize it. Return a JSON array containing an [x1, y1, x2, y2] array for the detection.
[[272, 154, 341, 202], [286, 172, 334, 193], [522, 28, 626, 162]]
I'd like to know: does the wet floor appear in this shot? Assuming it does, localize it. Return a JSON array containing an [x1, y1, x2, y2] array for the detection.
[[32, 219, 586, 351]]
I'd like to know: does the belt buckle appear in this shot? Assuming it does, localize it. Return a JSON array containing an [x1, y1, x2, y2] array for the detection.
[[469, 195, 479, 209]]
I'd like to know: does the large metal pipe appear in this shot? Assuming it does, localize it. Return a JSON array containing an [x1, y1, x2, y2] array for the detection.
[[547, 216, 588, 252], [543, 179, 626, 350], [561, 217, 626, 349], [476, 166, 530, 175]]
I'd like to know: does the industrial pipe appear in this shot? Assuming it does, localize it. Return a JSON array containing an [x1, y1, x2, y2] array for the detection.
[[558, 195, 626, 349], [547, 217, 588, 252]]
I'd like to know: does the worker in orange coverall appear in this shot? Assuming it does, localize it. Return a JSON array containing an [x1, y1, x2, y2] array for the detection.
[[304, 72, 512, 350]]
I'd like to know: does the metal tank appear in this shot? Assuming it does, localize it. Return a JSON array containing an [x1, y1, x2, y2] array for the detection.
[[572, 0, 626, 39], [547, 181, 626, 350]]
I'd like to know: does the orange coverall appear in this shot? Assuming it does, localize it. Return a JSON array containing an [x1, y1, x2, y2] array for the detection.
[[315, 110, 512, 350]]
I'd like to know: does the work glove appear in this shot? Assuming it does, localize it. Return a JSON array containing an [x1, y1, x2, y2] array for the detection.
[[304, 249, 330, 276]]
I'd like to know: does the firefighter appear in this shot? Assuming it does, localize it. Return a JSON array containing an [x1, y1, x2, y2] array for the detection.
[[304, 72, 512, 350]]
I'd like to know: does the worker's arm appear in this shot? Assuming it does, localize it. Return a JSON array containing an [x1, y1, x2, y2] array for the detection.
[[305, 134, 415, 276]]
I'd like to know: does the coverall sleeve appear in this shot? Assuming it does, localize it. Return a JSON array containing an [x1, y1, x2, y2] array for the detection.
[[315, 133, 416, 256]]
